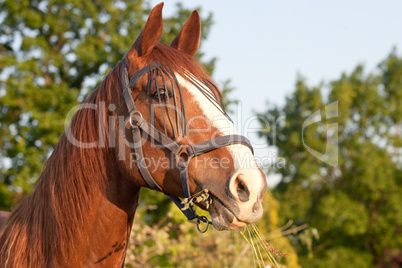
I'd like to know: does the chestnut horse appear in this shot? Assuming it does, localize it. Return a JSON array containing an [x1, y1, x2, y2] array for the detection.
[[0, 3, 266, 267]]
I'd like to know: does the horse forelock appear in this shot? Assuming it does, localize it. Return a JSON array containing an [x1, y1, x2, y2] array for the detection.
[[143, 43, 223, 103], [135, 43, 225, 137]]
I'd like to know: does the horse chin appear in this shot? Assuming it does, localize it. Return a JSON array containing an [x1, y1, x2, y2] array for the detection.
[[211, 214, 248, 231], [208, 201, 248, 231]]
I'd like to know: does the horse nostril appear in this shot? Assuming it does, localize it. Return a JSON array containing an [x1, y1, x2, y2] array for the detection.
[[236, 175, 250, 203]]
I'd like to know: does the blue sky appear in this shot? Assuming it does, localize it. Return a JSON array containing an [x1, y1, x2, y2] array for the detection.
[[152, 0, 402, 186]]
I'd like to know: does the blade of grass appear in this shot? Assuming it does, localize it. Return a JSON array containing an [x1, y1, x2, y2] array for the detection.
[[251, 223, 281, 268], [254, 225, 279, 268], [248, 227, 259, 268], [250, 224, 277, 267], [247, 226, 264, 268], [240, 230, 257, 268], [250, 226, 266, 267]]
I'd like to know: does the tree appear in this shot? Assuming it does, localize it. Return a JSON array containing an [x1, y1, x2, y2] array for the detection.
[[258, 50, 402, 267]]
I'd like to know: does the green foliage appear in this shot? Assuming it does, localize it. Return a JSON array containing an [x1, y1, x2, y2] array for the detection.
[[126, 189, 300, 267], [258, 49, 402, 267], [126, 198, 252, 267]]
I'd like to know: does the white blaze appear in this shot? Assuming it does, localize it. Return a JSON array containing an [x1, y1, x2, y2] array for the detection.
[[176, 74, 263, 200]]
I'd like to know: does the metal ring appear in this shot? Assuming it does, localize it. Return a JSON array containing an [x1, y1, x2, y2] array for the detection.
[[196, 215, 210, 233], [129, 111, 143, 127]]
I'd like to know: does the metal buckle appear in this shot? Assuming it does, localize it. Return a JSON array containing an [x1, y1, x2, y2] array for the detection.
[[188, 215, 211, 233], [129, 111, 143, 127]]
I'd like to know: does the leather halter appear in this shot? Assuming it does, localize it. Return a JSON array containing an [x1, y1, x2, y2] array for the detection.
[[121, 60, 254, 232]]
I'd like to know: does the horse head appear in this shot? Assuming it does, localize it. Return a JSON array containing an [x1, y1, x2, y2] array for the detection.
[[116, 3, 267, 231]]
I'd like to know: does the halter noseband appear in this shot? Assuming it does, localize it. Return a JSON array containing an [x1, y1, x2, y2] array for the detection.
[[121, 60, 254, 232]]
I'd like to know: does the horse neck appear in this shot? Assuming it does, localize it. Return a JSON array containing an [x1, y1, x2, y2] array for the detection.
[[0, 121, 141, 267]]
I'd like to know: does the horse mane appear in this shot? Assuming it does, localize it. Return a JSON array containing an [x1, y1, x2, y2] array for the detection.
[[0, 62, 122, 267], [0, 42, 220, 267]]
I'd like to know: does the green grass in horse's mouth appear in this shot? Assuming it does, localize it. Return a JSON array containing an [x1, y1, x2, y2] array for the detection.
[[240, 223, 288, 268]]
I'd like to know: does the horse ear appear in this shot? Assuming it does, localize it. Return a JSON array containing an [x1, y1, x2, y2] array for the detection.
[[170, 10, 201, 57], [128, 2, 164, 59]]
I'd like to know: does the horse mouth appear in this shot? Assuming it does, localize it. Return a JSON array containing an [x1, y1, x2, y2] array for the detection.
[[207, 194, 248, 231]]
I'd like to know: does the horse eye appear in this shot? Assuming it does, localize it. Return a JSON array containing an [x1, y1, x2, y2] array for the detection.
[[152, 89, 167, 101]]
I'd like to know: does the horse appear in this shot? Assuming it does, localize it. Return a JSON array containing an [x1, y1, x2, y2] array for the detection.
[[0, 3, 267, 267]]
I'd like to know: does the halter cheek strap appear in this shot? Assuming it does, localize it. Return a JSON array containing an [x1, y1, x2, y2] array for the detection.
[[121, 60, 254, 232]]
